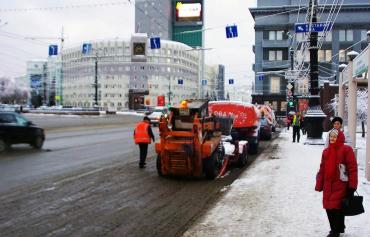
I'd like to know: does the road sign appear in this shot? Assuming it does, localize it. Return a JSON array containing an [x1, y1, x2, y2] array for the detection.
[[287, 83, 293, 90], [229, 79, 234, 84], [202, 79, 207, 86], [48, 45, 58, 56], [311, 22, 333, 32], [258, 75, 264, 81], [287, 90, 292, 96], [82, 43, 92, 54], [285, 71, 298, 81], [150, 37, 161, 49], [295, 23, 309, 33], [178, 79, 183, 85], [226, 25, 238, 38], [295, 22, 332, 33]]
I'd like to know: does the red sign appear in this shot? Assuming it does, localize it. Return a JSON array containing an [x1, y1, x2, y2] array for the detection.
[[157, 95, 165, 106], [298, 99, 309, 112]]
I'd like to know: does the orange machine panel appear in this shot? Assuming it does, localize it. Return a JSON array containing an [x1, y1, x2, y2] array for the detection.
[[208, 101, 260, 128]]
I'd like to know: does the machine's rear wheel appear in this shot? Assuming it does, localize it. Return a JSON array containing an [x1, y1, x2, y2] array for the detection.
[[156, 155, 163, 176], [204, 148, 223, 180]]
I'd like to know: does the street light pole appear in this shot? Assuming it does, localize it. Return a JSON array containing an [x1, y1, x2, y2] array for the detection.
[[94, 51, 98, 107], [366, 30, 370, 181], [304, 0, 327, 144]]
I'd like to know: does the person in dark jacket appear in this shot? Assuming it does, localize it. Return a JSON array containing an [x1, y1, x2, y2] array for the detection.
[[134, 116, 155, 168], [292, 111, 303, 142], [315, 129, 358, 237]]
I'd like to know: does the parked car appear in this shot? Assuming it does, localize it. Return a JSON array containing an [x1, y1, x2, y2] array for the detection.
[[148, 106, 169, 126], [259, 117, 272, 140], [0, 112, 45, 152]]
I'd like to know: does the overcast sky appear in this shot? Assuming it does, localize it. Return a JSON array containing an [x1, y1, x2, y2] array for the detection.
[[0, 0, 257, 86]]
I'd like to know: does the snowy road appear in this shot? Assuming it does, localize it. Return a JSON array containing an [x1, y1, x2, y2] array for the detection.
[[0, 114, 278, 237]]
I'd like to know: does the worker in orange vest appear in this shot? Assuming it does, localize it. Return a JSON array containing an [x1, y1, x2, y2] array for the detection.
[[134, 116, 155, 168]]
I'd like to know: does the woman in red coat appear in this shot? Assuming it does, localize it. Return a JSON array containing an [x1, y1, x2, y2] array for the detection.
[[315, 129, 358, 237]]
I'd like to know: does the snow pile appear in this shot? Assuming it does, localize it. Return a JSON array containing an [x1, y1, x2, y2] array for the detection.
[[183, 131, 370, 237]]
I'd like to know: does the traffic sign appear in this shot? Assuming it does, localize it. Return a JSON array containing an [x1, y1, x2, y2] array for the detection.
[[150, 37, 161, 49], [178, 79, 183, 85], [229, 79, 234, 84], [202, 79, 207, 86], [311, 22, 333, 32], [287, 90, 292, 96], [295, 23, 309, 33], [82, 43, 92, 54], [226, 25, 238, 38], [258, 75, 264, 81], [48, 45, 58, 56], [285, 71, 298, 81], [287, 83, 293, 90], [295, 22, 333, 33]]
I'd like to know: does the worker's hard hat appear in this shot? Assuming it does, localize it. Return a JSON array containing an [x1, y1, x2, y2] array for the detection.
[[180, 100, 188, 108]]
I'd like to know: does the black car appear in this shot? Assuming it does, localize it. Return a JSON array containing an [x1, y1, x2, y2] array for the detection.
[[0, 112, 45, 152]]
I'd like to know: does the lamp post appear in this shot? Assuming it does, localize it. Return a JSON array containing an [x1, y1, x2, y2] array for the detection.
[[347, 51, 359, 149], [366, 30, 370, 181], [304, 0, 327, 144], [338, 64, 347, 118]]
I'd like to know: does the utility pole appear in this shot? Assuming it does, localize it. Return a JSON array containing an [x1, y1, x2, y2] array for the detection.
[[168, 76, 172, 105], [304, 0, 326, 144], [94, 51, 98, 107]]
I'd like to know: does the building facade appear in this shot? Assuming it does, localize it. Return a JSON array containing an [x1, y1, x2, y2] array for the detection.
[[61, 34, 213, 111], [249, 0, 370, 117]]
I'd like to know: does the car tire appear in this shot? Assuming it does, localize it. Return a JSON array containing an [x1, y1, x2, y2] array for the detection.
[[0, 138, 9, 152], [31, 135, 44, 149]]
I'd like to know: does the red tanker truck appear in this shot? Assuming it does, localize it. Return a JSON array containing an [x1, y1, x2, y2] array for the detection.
[[208, 101, 260, 154]]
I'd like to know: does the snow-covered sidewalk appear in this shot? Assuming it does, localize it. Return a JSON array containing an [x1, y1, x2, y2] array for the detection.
[[183, 130, 370, 237]]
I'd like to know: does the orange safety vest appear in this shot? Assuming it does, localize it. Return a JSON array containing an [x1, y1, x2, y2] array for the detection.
[[134, 121, 151, 144]]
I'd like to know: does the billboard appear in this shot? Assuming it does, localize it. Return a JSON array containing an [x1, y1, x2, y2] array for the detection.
[[175, 1, 202, 23], [30, 74, 42, 90]]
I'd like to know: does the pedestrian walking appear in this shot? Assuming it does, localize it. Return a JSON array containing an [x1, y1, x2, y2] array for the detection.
[[292, 111, 302, 142], [133, 116, 155, 168], [315, 129, 358, 237]]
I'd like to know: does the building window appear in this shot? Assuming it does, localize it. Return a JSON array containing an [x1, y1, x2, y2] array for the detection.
[[361, 30, 367, 40], [269, 50, 283, 61], [339, 30, 354, 42], [339, 49, 347, 62], [318, 50, 332, 62], [268, 31, 284, 40], [270, 77, 280, 93]]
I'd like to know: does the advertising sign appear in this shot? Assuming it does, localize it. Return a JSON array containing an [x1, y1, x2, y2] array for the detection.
[[176, 1, 202, 22], [298, 99, 309, 112], [353, 46, 368, 78], [157, 95, 165, 106], [30, 74, 42, 90]]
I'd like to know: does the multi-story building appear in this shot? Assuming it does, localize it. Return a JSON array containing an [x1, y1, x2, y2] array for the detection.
[[46, 56, 63, 106], [135, 0, 172, 40], [249, 0, 370, 116], [61, 34, 213, 111]]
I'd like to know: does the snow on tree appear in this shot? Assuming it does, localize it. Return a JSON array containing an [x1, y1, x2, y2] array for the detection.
[[0, 77, 29, 104], [326, 88, 367, 123]]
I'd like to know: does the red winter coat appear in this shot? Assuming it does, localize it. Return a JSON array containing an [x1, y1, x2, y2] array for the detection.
[[315, 132, 358, 209]]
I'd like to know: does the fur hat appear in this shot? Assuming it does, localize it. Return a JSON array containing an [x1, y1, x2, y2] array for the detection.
[[331, 117, 343, 125]]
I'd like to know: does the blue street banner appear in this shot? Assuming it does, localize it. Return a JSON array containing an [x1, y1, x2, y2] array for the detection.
[[295, 22, 333, 33], [295, 23, 309, 33], [82, 43, 92, 54], [48, 45, 58, 56], [150, 37, 161, 49], [311, 22, 333, 32], [226, 25, 238, 38], [178, 79, 183, 85], [229, 79, 234, 84]]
